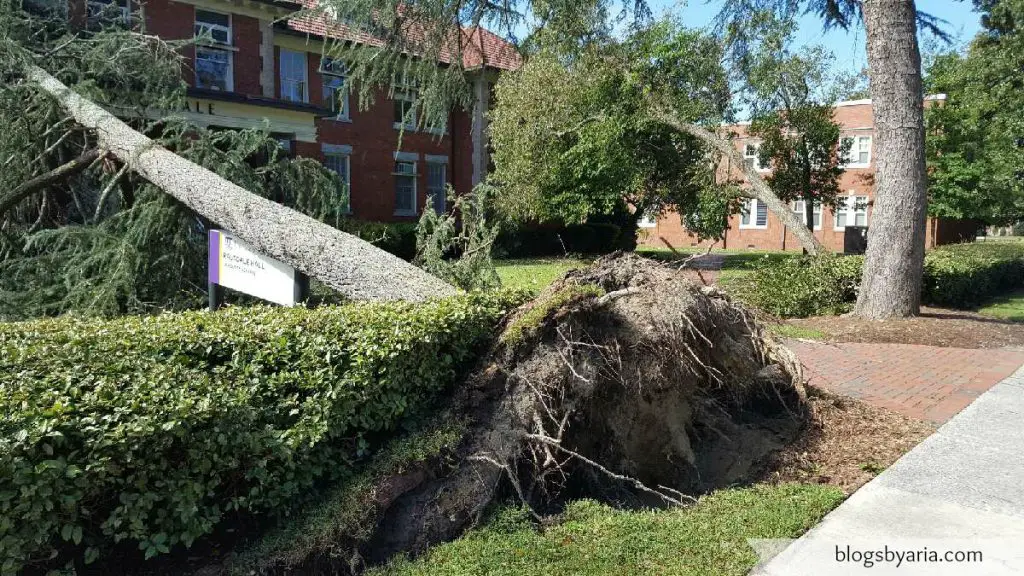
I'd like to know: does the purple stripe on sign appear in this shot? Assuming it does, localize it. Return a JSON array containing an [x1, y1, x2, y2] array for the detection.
[[208, 229, 220, 284]]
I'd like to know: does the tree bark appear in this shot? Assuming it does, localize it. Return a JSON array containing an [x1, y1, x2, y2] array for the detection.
[[0, 148, 103, 217], [651, 106, 825, 255], [27, 66, 457, 302], [854, 0, 929, 319]]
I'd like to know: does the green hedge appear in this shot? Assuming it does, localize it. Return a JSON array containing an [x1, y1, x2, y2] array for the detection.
[[735, 242, 1024, 317], [495, 223, 626, 257], [0, 291, 526, 574]]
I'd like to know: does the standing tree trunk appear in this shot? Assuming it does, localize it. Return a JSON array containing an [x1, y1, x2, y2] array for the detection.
[[854, 0, 929, 319], [27, 66, 457, 302]]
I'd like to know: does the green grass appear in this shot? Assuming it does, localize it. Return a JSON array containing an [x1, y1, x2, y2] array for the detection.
[[768, 324, 828, 340], [370, 483, 844, 576], [496, 258, 592, 291], [977, 289, 1024, 322]]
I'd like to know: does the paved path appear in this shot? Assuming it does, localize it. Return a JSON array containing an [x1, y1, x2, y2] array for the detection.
[[786, 340, 1024, 424], [753, 365, 1024, 575]]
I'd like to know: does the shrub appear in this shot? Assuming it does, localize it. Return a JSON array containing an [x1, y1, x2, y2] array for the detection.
[[734, 253, 862, 317], [922, 242, 1024, 307], [495, 223, 624, 257], [734, 241, 1024, 317], [0, 291, 527, 573]]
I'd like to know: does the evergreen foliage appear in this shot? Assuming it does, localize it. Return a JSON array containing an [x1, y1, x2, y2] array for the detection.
[[0, 291, 526, 573], [414, 184, 501, 291], [925, 0, 1024, 224], [0, 0, 349, 319], [488, 20, 735, 240]]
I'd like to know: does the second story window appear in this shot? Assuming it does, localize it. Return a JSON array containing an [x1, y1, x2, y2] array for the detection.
[[320, 58, 348, 119], [280, 50, 308, 103], [743, 142, 768, 172], [841, 136, 872, 167], [194, 10, 232, 92], [393, 91, 417, 129]]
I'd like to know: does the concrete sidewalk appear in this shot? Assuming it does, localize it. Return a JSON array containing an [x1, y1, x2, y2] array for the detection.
[[753, 364, 1024, 575]]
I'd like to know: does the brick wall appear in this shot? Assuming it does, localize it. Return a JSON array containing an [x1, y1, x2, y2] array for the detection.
[[68, 0, 483, 223]]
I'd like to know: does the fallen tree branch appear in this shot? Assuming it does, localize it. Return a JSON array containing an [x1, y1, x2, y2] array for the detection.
[[0, 148, 104, 217], [525, 433, 697, 507], [648, 103, 825, 255], [26, 65, 456, 302]]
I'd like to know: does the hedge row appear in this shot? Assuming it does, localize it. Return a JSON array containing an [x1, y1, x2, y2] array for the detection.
[[736, 241, 1024, 317], [0, 291, 526, 574]]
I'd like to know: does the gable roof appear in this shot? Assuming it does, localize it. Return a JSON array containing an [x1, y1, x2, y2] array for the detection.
[[283, 3, 522, 71]]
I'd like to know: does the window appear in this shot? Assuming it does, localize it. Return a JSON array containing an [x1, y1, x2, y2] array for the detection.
[[393, 91, 417, 129], [279, 50, 308, 103], [834, 195, 869, 230], [841, 136, 872, 167], [320, 58, 349, 119], [426, 162, 447, 215], [87, 0, 129, 23], [394, 161, 417, 215], [739, 198, 768, 229], [791, 199, 822, 230], [743, 142, 768, 171], [324, 151, 351, 213], [195, 9, 230, 43], [194, 10, 232, 91]]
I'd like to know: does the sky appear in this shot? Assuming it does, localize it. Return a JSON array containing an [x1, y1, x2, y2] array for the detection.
[[645, 0, 984, 77]]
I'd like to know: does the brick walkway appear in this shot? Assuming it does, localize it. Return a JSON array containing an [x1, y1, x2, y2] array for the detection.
[[786, 341, 1024, 424]]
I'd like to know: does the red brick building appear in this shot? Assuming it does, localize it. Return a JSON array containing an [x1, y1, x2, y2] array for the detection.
[[639, 96, 979, 252], [80, 0, 519, 222]]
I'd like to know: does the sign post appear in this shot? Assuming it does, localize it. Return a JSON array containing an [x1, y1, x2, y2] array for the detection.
[[208, 229, 307, 309]]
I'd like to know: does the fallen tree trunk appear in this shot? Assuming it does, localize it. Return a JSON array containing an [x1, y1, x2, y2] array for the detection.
[[651, 106, 826, 255], [26, 66, 457, 302]]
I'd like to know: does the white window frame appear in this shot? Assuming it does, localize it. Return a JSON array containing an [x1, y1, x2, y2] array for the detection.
[[393, 90, 417, 130], [739, 198, 769, 229], [425, 159, 447, 215], [790, 199, 823, 231], [194, 9, 231, 45], [193, 9, 233, 92], [743, 142, 769, 172], [280, 49, 309, 103], [841, 135, 872, 168], [833, 194, 870, 231], [393, 159, 418, 216], [320, 57, 349, 120], [323, 145, 352, 214]]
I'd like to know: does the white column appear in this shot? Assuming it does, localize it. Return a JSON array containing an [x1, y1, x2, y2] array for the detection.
[[259, 20, 275, 98], [470, 74, 490, 187]]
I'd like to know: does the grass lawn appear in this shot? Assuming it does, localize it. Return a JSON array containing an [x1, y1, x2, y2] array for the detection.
[[977, 289, 1024, 322], [768, 324, 828, 340], [496, 257, 592, 291], [371, 483, 844, 576]]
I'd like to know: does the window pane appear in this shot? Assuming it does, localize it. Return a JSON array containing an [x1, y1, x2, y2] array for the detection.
[[740, 199, 751, 225], [755, 200, 768, 226], [322, 76, 346, 115], [195, 47, 231, 91], [395, 176, 415, 212], [195, 10, 230, 43], [280, 50, 307, 102]]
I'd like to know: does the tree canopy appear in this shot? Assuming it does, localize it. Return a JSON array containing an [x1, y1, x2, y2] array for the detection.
[[925, 0, 1024, 225]]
